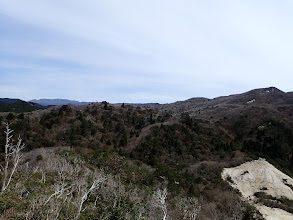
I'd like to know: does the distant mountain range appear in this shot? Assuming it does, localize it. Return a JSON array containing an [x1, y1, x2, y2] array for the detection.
[[0, 98, 94, 113], [1, 86, 293, 114], [30, 99, 94, 106]]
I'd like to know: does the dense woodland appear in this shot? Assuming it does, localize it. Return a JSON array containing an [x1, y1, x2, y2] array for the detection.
[[0, 92, 293, 219], [0, 99, 44, 113]]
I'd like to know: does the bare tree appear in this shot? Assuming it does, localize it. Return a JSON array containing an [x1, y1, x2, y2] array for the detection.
[[151, 187, 168, 220], [45, 182, 70, 204], [76, 173, 107, 219], [1, 122, 25, 194]]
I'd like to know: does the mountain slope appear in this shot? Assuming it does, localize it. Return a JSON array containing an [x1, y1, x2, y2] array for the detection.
[[0, 99, 43, 113], [0, 98, 20, 104], [136, 87, 293, 122], [0, 102, 265, 219]]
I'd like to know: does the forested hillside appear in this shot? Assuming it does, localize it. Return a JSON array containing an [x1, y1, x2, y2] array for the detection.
[[0, 87, 293, 219], [0, 99, 44, 113]]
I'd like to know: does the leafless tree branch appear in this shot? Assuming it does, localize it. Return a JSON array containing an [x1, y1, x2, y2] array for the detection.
[[1, 122, 25, 194]]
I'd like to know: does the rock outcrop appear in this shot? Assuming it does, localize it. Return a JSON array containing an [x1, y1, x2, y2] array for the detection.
[[222, 159, 293, 219]]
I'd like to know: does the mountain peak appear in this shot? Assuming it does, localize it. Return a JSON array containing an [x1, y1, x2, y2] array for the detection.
[[249, 86, 284, 94]]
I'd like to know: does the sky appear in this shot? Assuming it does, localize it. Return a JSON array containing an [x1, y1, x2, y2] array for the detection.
[[0, 1, 293, 103]]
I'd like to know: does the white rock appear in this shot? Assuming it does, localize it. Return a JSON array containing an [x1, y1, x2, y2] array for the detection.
[[247, 99, 256, 104], [222, 159, 293, 219]]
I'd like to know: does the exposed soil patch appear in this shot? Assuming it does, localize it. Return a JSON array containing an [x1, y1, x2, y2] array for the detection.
[[222, 159, 293, 219]]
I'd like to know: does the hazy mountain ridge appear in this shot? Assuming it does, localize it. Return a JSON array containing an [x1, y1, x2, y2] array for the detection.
[[30, 98, 94, 106]]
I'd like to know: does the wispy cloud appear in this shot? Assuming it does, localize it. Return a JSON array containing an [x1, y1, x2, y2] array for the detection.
[[0, 1, 293, 103]]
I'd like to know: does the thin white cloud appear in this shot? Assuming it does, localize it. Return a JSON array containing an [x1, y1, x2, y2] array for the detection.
[[0, 0, 293, 102]]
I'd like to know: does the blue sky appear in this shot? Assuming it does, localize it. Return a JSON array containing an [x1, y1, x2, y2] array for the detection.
[[1, 1, 293, 103]]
